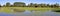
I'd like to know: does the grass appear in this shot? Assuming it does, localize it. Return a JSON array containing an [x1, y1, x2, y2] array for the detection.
[[0, 7, 60, 13]]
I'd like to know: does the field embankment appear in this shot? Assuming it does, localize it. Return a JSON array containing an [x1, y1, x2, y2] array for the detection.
[[0, 7, 60, 13]]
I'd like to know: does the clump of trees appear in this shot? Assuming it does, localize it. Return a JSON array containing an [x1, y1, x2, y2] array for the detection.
[[0, 2, 60, 8], [0, 4, 1, 7], [13, 2, 26, 7]]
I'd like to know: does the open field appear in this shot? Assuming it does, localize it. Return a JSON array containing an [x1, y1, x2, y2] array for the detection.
[[0, 7, 60, 13]]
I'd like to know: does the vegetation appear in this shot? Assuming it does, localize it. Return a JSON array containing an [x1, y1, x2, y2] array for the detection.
[[0, 4, 1, 7], [0, 2, 59, 8], [1, 7, 54, 13], [0, 2, 60, 13]]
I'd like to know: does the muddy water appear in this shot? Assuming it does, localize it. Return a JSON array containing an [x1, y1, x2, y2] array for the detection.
[[14, 10, 60, 16], [0, 8, 60, 16]]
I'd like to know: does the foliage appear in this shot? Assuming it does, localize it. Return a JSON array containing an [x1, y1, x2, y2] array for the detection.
[[0, 2, 59, 8], [0, 5, 1, 7], [6, 2, 10, 7]]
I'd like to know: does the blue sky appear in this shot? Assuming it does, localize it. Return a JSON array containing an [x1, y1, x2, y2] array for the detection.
[[0, 0, 60, 5]]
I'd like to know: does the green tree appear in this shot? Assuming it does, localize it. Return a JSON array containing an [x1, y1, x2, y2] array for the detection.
[[37, 4, 41, 7], [51, 4, 54, 8], [53, 3, 59, 8], [40, 3, 46, 7], [6, 2, 10, 7], [47, 4, 49, 6], [10, 5, 13, 7], [14, 2, 26, 7], [28, 3, 33, 7], [33, 3, 38, 7], [0, 4, 1, 7], [47, 4, 51, 7], [28, 3, 39, 7], [3, 5, 6, 7]]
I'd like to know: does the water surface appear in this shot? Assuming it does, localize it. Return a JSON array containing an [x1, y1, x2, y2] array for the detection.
[[15, 10, 60, 16]]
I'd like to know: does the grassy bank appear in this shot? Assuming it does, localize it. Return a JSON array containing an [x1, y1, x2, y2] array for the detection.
[[0, 7, 59, 13], [2, 7, 55, 10]]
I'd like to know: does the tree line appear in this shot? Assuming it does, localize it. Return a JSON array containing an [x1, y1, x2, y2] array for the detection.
[[0, 2, 60, 8]]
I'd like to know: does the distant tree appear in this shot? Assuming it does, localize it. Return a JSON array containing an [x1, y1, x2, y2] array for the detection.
[[14, 2, 26, 7], [51, 5, 54, 8], [53, 3, 59, 8], [28, 3, 39, 7], [0, 4, 1, 7], [28, 3, 33, 7], [33, 3, 38, 7], [47, 4, 50, 6], [38, 4, 41, 7], [40, 3, 46, 7], [10, 5, 13, 7], [6, 2, 10, 7], [47, 4, 51, 7], [37, 4, 44, 7], [3, 5, 6, 7], [27, 4, 30, 7]]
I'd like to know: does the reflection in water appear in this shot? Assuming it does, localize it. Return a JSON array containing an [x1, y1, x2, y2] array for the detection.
[[0, 12, 15, 16], [24, 10, 32, 15], [13, 9, 25, 12], [10, 10, 60, 16], [15, 10, 49, 16], [0, 9, 60, 16], [41, 10, 60, 16]]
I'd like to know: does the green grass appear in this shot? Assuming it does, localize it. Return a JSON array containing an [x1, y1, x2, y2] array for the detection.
[[0, 7, 60, 13]]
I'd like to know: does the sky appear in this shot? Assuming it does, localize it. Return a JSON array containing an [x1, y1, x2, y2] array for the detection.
[[0, 0, 60, 5]]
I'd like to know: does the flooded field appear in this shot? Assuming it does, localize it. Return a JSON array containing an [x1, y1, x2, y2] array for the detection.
[[14, 10, 60, 16], [0, 0, 60, 16], [0, 7, 60, 16]]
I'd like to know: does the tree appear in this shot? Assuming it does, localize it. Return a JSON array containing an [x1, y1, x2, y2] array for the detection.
[[33, 3, 38, 7], [38, 4, 41, 7], [47, 4, 51, 7], [28, 3, 33, 7], [14, 2, 26, 7], [3, 5, 6, 7], [6, 2, 10, 7], [51, 4, 54, 8], [53, 3, 59, 8], [47, 4, 50, 6], [40, 3, 46, 7], [10, 5, 13, 7], [0, 4, 1, 7]]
